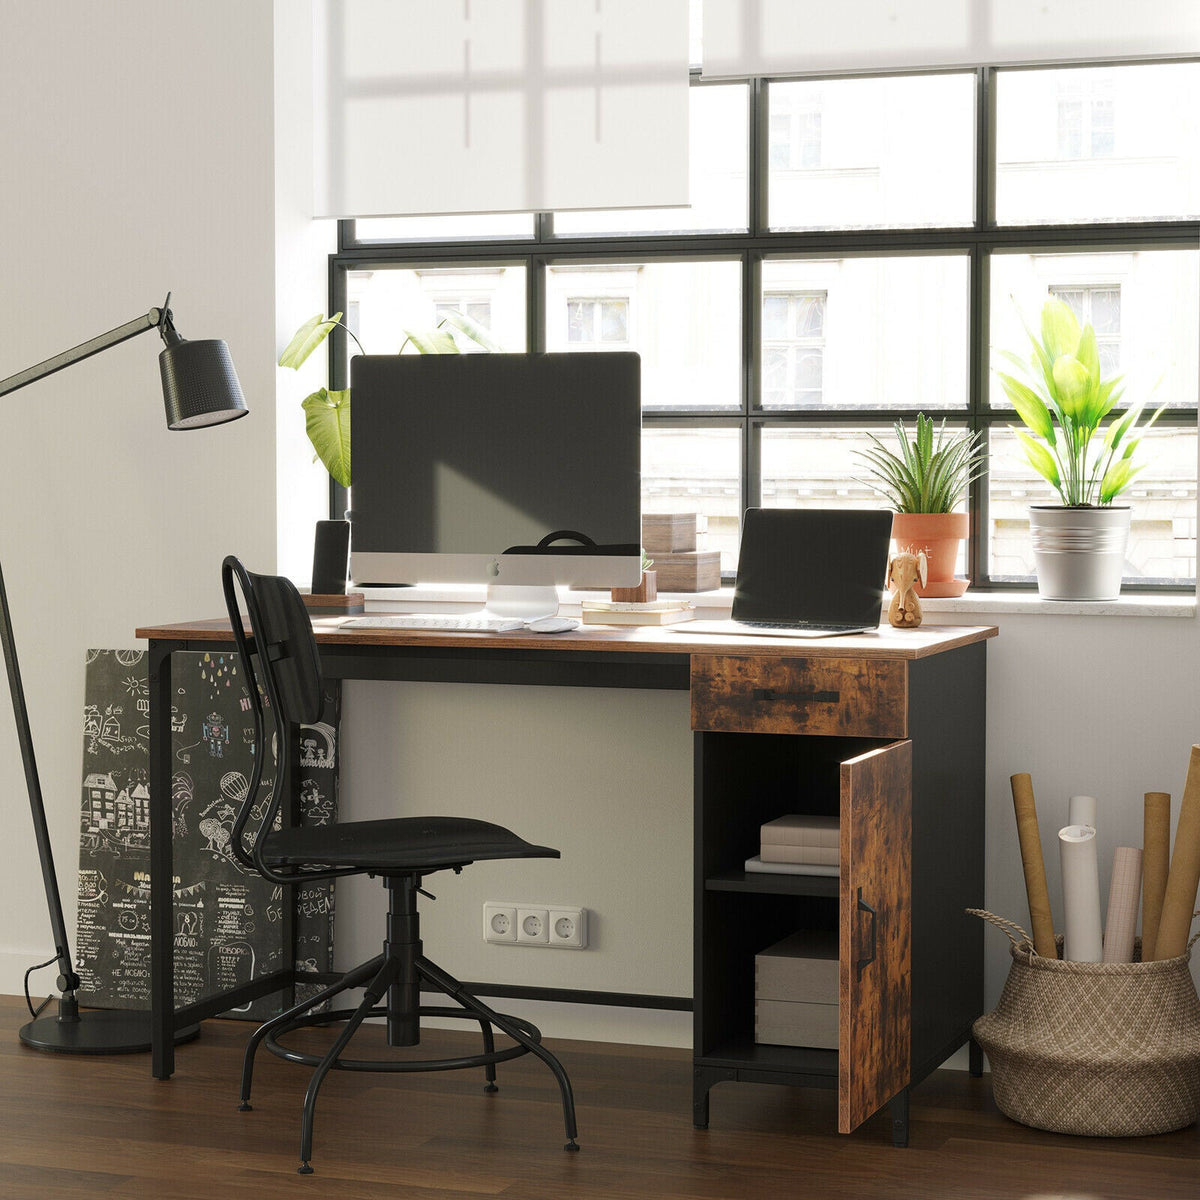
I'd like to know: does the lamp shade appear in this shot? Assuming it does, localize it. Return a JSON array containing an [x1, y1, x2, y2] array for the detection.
[[159, 338, 249, 430]]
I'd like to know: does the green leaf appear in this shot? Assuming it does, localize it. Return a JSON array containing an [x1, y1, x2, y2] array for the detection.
[[1100, 457, 1142, 504], [302, 388, 351, 488], [1051, 355, 1091, 421], [436, 308, 504, 352], [1076, 323, 1100, 389], [279, 312, 342, 369], [1012, 427, 1062, 494], [400, 327, 461, 354], [1041, 298, 1082, 361], [995, 371, 1055, 443]]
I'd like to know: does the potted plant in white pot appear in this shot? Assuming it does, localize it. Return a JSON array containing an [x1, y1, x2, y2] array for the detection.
[[854, 413, 986, 597], [994, 297, 1162, 600]]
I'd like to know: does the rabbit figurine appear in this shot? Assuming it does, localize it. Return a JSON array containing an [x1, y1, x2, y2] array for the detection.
[[887, 550, 927, 629]]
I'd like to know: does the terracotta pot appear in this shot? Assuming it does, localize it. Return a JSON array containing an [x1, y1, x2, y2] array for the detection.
[[891, 512, 969, 598]]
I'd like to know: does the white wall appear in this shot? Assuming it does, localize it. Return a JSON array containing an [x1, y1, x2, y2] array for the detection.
[[0, 4, 277, 988]]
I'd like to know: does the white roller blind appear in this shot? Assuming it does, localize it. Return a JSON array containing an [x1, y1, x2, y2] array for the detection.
[[701, 0, 1200, 79], [314, 0, 690, 218]]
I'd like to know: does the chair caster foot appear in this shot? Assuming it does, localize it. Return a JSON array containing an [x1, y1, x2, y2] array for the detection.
[[298, 1162, 314, 1175], [564, 1139, 580, 1152], [484, 1082, 499, 1093], [238, 1102, 252, 1112]]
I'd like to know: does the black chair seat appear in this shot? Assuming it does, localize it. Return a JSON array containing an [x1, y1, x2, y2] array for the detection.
[[261, 815, 559, 872]]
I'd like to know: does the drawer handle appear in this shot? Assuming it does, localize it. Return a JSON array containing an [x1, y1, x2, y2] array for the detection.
[[753, 687, 840, 704], [856, 889, 877, 980]]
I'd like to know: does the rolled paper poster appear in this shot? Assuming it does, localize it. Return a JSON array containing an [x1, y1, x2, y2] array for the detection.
[[1059, 824, 1103, 963], [1010, 773, 1056, 957], [1142, 791, 1171, 961], [1153, 746, 1200, 960], [1068, 794, 1097, 829], [1102, 846, 1143, 963]]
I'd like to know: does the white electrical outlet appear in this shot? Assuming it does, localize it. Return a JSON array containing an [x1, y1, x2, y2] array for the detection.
[[485, 901, 588, 948], [517, 906, 549, 944], [548, 906, 587, 950], [482, 902, 517, 944]]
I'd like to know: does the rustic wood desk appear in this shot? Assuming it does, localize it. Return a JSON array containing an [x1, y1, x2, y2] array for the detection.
[[138, 616, 995, 1143]]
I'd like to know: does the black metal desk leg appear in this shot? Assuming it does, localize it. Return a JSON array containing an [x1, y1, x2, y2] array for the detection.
[[968, 1036, 984, 1077], [149, 640, 177, 1079], [890, 1087, 910, 1147]]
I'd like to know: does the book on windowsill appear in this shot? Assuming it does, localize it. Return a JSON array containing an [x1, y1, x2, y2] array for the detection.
[[745, 855, 839, 878], [580, 600, 695, 626]]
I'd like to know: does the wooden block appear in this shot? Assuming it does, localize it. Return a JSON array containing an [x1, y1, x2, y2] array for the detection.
[[302, 591, 365, 616], [755, 999, 839, 1048], [643, 512, 699, 553], [651, 550, 721, 592], [755, 930, 839, 1003]]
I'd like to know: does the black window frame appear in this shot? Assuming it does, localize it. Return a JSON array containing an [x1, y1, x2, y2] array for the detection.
[[326, 64, 1200, 592]]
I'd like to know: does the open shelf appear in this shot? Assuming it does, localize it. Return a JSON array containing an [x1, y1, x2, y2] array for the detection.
[[697, 1037, 839, 1079], [705, 870, 839, 898]]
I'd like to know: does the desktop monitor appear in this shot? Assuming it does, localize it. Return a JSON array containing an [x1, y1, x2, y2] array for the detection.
[[349, 352, 642, 591]]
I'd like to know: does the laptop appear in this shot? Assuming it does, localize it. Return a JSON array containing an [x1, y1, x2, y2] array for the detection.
[[682, 507, 894, 638]]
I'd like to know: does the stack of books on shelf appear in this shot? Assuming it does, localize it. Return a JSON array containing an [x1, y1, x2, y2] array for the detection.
[[580, 599, 695, 626], [745, 814, 839, 877], [643, 512, 721, 592]]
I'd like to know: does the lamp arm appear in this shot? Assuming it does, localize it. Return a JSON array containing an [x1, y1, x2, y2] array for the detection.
[[0, 306, 164, 399]]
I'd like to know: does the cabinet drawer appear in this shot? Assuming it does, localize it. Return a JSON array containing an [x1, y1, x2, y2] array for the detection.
[[690, 655, 907, 738]]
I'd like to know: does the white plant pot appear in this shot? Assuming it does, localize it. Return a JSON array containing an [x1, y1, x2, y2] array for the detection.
[[1029, 505, 1131, 601]]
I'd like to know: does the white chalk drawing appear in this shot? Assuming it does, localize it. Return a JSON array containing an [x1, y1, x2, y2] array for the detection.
[[299, 722, 336, 770]]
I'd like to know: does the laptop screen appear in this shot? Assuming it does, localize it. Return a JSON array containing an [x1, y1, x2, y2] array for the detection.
[[730, 508, 894, 627]]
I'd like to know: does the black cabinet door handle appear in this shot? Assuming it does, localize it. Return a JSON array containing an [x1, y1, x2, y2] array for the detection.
[[753, 687, 840, 704], [856, 888, 877, 980]]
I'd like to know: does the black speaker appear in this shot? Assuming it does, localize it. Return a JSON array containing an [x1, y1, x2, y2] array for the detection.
[[311, 520, 350, 595]]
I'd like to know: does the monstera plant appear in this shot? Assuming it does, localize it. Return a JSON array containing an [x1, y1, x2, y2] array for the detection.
[[278, 309, 500, 488]]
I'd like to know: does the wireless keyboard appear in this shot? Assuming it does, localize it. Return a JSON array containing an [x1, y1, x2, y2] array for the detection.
[[342, 614, 524, 633]]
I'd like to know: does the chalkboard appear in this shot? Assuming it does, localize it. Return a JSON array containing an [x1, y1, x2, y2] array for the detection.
[[75, 648, 339, 1020]]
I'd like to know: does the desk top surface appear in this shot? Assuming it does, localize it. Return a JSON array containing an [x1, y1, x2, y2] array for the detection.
[[137, 616, 996, 661]]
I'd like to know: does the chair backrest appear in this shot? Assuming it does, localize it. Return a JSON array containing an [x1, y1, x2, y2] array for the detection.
[[222, 557, 324, 725], [220, 556, 329, 883]]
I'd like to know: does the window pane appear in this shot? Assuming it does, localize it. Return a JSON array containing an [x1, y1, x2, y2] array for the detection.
[[354, 213, 535, 242], [761, 257, 969, 409], [554, 84, 748, 237], [345, 265, 527, 357], [989, 249, 1200, 412], [547, 260, 742, 409], [762, 425, 969, 573], [988, 425, 1197, 583], [996, 63, 1200, 224], [641, 427, 741, 574], [768, 74, 975, 231]]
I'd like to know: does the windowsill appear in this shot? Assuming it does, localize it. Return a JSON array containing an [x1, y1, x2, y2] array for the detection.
[[355, 584, 1196, 619]]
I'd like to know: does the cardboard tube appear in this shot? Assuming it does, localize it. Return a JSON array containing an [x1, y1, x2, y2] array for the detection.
[[1153, 746, 1200, 960], [1102, 846, 1142, 963], [1011, 773, 1057, 957], [1068, 794, 1097, 829], [1059, 824, 1103, 963], [1142, 791, 1171, 961]]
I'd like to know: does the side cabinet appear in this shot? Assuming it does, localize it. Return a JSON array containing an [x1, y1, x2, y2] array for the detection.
[[690, 646, 984, 1144]]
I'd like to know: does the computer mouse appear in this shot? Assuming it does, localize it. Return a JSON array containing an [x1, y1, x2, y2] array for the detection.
[[527, 616, 580, 634]]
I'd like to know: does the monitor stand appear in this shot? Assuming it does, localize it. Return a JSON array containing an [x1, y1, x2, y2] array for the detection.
[[484, 584, 559, 622]]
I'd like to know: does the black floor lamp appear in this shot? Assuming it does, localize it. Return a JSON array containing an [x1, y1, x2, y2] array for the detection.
[[0, 294, 248, 1053]]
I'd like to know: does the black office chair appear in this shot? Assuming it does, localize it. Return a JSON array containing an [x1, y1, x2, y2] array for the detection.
[[220, 556, 579, 1174]]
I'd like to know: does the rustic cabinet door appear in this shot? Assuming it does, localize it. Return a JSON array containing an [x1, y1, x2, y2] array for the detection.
[[839, 739, 912, 1134]]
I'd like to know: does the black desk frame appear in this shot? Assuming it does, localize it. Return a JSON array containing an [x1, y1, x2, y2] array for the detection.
[[147, 636, 692, 1080]]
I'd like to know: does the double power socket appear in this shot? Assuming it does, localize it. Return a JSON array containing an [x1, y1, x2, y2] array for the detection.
[[483, 902, 587, 949]]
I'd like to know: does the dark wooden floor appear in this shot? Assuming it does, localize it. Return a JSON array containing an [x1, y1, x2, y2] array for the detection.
[[1, 996, 1198, 1199]]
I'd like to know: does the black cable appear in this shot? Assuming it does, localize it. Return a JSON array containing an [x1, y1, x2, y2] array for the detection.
[[23, 954, 58, 1019]]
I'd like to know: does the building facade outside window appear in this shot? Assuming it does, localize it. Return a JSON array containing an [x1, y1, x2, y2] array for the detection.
[[327, 62, 1200, 589]]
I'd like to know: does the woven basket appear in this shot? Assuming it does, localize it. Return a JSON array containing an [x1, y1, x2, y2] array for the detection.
[[970, 908, 1200, 1137]]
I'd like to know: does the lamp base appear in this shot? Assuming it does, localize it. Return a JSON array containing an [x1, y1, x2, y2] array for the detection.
[[19, 1008, 200, 1055]]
